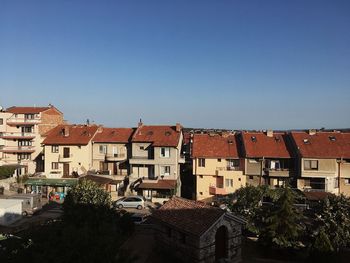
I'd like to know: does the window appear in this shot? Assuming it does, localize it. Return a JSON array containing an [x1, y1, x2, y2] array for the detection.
[[63, 147, 70, 158], [249, 176, 254, 180], [160, 147, 170, 158], [0, 118, 3, 125], [161, 166, 171, 176], [22, 126, 32, 133], [225, 179, 233, 187], [140, 146, 145, 150], [218, 158, 221, 162], [199, 175, 203, 178], [24, 114, 34, 119], [18, 140, 32, 146], [198, 158, 205, 167], [51, 162, 59, 170], [345, 179, 350, 185], [99, 145, 107, 154], [52, 145, 59, 153], [18, 153, 31, 160], [228, 159, 240, 169], [334, 178, 339, 188], [304, 160, 318, 170]]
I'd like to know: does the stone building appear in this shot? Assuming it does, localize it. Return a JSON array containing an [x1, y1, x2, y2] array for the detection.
[[151, 196, 245, 263]]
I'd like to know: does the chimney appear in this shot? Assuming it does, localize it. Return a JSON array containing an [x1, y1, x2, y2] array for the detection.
[[176, 123, 182, 132], [138, 118, 143, 128], [266, 130, 273, 137], [63, 126, 70, 137], [308, 129, 317, 135]]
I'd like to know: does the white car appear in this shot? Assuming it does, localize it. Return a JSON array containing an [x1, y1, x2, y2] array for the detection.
[[114, 196, 145, 210]]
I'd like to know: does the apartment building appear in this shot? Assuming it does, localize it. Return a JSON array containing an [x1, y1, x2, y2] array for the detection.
[[192, 133, 245, 201], [91, 127, 134, 176], [0, 105, 64, 176], [129, 122, 184, 199], [240, 131, 295, 188], [290, 130, 350, 195], [42, 124, 99, 178]]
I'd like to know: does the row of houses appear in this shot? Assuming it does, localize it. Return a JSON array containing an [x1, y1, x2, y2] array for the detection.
[[191, 130, 350, 201], [1, 105, 350, 202]]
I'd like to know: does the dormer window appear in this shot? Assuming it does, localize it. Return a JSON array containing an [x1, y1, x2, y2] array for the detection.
[[303, 139, 310, 144], [329, 136, 336, 141], [251, 136, 257, 142]]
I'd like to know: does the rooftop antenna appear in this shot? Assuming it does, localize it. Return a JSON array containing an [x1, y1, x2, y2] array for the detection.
[[86, 119, 90, 125]]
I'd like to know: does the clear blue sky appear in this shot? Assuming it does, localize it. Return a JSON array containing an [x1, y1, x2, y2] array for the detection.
[[1, 0, 349, 130]]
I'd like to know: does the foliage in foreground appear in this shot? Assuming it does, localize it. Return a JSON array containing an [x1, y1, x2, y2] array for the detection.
[[0, 180, 134, 263]]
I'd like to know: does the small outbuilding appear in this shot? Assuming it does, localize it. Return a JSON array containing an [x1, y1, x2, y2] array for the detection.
[[151, 196, 245, 263]]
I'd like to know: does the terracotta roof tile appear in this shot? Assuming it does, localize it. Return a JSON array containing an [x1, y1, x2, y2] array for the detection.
[[138, 179, 177, 190], [192, 134, 239, 158], [242, 132, 291, 158], [6, 106, 51, 114], [152, 196, 224, 236], [42, 124, 99, 145], [291, 131, 350, 158], [92, 127, 135, 143], [132, 125, 181, 147]]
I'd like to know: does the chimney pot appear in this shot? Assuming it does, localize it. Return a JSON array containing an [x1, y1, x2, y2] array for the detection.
[[308, 129, 317, 135], [266, 130, 273, 137], [176, 123, 182, 132]]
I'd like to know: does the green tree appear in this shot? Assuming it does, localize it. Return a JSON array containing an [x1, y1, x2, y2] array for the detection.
[[0, 166, 16, 179], [259, 186, 304, 249], [310, 194, 350, 252]]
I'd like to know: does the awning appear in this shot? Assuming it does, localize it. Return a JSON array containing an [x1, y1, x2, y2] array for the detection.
[[138, 179, 177, 190], [24, 178, 79, 187]]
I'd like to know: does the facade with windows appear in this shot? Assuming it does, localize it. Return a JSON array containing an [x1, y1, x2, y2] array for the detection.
[[0, 105, 64, 176], [192, 133, 245, 201], [240, 131, 295, 188], [43, 125, 99, 178], [129, 122, 184, 200], [291, 131, 350, 195], [91, 127, 134, 176]]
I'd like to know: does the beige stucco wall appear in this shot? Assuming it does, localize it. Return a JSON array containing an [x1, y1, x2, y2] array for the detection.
[[193, 158, 245, 201], [245, 159, 261, 175], [301, 158, 337, 177], [44, 143, 92, 178]]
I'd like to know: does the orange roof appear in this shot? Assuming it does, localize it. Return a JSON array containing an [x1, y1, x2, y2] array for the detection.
[[291, 131, 350, 158], [152, 196, 224, 236], [6, 106, 51, 114], [192, 134, 239, 158], [138, 179, 177, 190], [92, 127, 134, 143], [242, 131, 291, 158], [132, 125, 181, 147], [42, 125, 99, 145]]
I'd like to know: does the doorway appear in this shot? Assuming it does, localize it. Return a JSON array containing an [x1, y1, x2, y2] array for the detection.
[[215, 226, 228, 261], [63, 163, 69, 177]]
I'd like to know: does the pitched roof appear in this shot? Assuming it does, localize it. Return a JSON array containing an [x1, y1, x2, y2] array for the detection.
[[92, 127, 134, 143], [241, 131, 291, 158], [6, 106, 51, 114], [80, 175, 121, 185], [192, 133, 239, 158], [151, 196, 225, 236], [138, 179, 177, 190], [132, 125, 181, 147], [290, 131, 350, 158], [42, 124, 99, 145]]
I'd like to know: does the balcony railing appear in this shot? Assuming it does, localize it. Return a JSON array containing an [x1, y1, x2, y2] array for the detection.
[[216, 166, 240, 171], [0, 132, 35, 139], [105, 153, 126, 160], [6, 118, 41, 125], [209, 184, 226, 195], [58, 154, 73, 162], [0, 146, 35, 153]]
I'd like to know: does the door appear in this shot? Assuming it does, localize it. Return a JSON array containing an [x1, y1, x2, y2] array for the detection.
[[215, 226, 228, 261], [63, 163, 69, 177]]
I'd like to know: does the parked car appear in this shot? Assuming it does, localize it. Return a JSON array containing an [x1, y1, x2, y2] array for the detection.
[[130, 213, 148, 224], [114, 196, 145, 209]]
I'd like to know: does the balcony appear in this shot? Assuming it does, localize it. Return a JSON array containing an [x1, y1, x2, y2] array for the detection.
[[0, 132, 35, 140], [58, 153, 73, 162], [6, 118, 41, 126], [209, 185, 227, 195], [0, 146, 35, 153], [129, 156, 156, 165], [105, 153, 126, 161], [264, 168, 290, 177]]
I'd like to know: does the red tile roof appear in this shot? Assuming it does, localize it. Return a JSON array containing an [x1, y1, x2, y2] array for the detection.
[[132, 125, 181, 147], [291, 131, 350, 158], [192, 134, 239, 158], [92, 127, 134, 143], [152, 196, 225, 236], [42, 125, 99, 145], [242, 131, 291, 158], [6, 106, 51, 114], [138, 179, 177, 190]]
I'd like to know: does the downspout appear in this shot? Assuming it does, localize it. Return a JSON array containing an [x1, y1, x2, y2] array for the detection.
[[338, 158, 342, 195], [260, 157, 265, 186]]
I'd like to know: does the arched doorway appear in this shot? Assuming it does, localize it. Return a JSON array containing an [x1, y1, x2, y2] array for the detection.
[[215, 225, 228, 261]]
